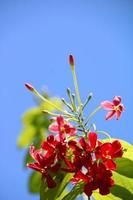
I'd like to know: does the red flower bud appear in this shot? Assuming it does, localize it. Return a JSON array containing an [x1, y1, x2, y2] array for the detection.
[[25, 83, 34, 91], [69, 54, 74, 67]]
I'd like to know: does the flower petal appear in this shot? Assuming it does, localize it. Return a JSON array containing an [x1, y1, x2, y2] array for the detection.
[[100, 142, 112, 157], [101, 101, 114, 110], [57, 116, 64, 126], [116, 110, 121, 120], [49, 124, 59, 133], [104, 159, 116, 170], [105, 110, 115, 120], [113, 96, 121, 106], [88, 132, 97, 149], [112, 140, 123, 158], [84, 183, 93, 196], [69, 127, 77, 135]]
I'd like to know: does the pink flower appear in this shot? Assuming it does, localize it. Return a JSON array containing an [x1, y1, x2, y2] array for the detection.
[[101, 96, 125, 120], [49, 116, 77, 141]]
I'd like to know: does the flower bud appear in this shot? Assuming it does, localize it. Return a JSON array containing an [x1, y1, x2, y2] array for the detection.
[[25, 83, 34, 92], [69, 54, 74, 69]]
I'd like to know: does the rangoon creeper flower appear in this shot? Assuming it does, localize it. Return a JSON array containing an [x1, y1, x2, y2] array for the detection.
[[101, 96, 125, 120], [49, 115, 77, 141], [25, 55, 125, 199], [27, 134, 67, 188], [27, 116, 124, 197]]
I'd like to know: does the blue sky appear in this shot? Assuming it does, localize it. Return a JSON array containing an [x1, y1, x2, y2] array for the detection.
[[0, 0, 133, 199]]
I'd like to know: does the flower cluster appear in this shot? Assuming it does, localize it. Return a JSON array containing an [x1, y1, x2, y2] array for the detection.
[[26, 55, 125, 198], [27, 115, 123, 196]]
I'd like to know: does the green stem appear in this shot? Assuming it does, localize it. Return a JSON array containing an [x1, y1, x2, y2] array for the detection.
[[71, 68, 82, 114], [87, 123, 97, 132], [96, 131, 111, 141], [84, 106, 101, 126], [34, 89, 74, 117]]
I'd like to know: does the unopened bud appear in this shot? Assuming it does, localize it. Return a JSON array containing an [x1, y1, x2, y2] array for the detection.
[[67, 88, 71, 96], [69, 54, 74, 68], [25, 83, 34, 92], [87, 92, 93, 101]]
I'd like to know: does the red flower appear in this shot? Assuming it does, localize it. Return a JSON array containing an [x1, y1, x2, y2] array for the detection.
[[27, 134, 67, 188], [101, 96, 125, 120], [41, 134, 67, 160], [79, 132, 101, 154], [27, 145, 58, 188], [97, 140, 123, 170], [72, 163, 114, 196], [49, 116, 77, 141]]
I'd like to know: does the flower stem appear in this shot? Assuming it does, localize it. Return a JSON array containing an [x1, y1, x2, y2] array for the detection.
[[96, 131, 111, 141], [84, 106, 101, 127], [71, 67, 82, 115], [33, 88, 75, 118]]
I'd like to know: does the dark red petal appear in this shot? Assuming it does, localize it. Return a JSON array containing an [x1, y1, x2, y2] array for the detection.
[[75, 170, 90, 183], [57, 116, 64, 126], [45, 154, 55, 166], [119, 104, 125, 111], [113, 149, 123, 158], [41, 141, 54, 151], [112, 140, 121, 152], [50, 163, 61, 173], [111, 140, 123, 158], [116, 110, 121, 120], [101, 142, 112, 151], [99, 185, 110, 195], [88, 132, 97, 149], [79, 137, 86, 149], [104, 159, 116, 170], [84, 184, 93, 196], [27, 163, 42, 172], [68, 140, 82, 153], [113, 96, 121, 106], [47, 134, 54, 142], [100, 143, 112, 158], [64, 157, 75, 170]]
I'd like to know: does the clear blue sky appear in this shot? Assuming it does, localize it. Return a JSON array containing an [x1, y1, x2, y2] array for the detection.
[[0, 0, 133, 200]]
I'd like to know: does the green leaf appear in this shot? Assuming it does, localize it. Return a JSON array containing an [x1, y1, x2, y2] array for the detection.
[[29, 172, 41, 193], [93, 140, 133, 200], [22, 108, 41, 125], [41, 98, 63, 112], [22, 107, 50, 128], [17, 126, 36, 148], [115, 157, 133, 178]]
